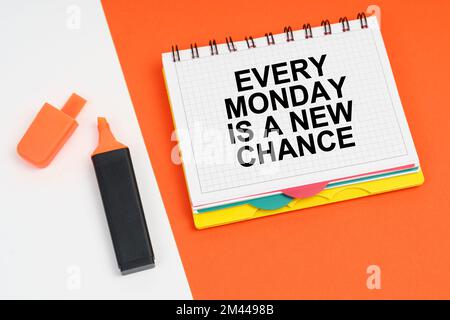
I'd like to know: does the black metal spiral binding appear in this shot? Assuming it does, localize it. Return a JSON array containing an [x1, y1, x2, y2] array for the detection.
[[357, 12, 368, 29], [339, 17, 350, 32], [209, 40, 219, 55], [321, 20, 332, 35], [265, 32, 275, 45], [284, 26, 294, 42], [245, 36, 256, 48], [171, 45, 180, 62], [226, 37, 237, 52], [170, 12, 374, 61], [190, 43, 199, 59], [303, 23, 313, 39]]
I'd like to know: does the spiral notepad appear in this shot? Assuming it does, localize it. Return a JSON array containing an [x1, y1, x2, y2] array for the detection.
[[162, 13, 423, 228]]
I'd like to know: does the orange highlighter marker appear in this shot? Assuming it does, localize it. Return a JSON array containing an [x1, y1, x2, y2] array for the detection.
[[92, 117, 155, 275]]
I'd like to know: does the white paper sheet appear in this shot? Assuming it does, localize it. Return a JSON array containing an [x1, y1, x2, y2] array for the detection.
[[163, 16, 419, 208]]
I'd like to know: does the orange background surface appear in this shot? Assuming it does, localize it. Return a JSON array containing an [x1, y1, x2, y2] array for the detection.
[[101, 0, 450, 299]]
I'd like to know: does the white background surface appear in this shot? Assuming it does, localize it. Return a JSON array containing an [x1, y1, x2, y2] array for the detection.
[[0, 0, 191, 299]]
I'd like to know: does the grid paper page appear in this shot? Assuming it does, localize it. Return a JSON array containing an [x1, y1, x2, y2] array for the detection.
[[163, 17, 419, 207]]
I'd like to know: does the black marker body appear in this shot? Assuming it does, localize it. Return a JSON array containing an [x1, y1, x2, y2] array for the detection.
[[92, 148, 155, 275]]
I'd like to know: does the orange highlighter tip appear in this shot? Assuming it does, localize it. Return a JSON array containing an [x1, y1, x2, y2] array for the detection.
[[92, 117, 126, 156]]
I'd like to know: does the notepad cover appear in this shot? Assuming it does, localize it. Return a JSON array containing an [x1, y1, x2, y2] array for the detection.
[[193, 170, 424, 229]]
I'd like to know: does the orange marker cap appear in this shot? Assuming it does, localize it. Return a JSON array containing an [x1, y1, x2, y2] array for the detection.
[[17, 93, 87, 168], [92, 117, 126, 156]]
